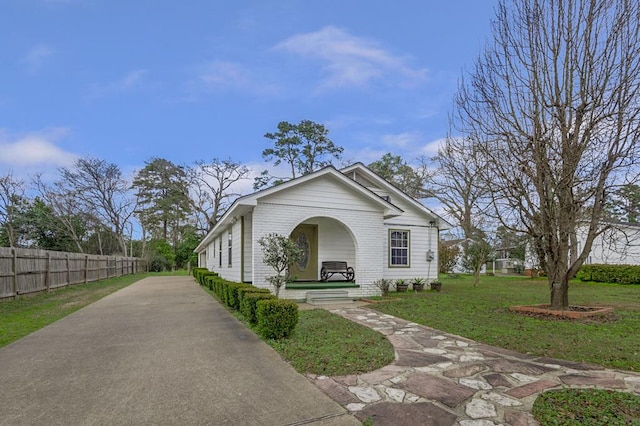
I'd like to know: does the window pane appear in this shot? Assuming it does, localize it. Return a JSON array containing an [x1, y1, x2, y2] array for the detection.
[[390, 230, 409, 266]]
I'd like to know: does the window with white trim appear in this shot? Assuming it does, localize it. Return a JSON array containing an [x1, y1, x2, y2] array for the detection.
[[389, 229, 410, 267]]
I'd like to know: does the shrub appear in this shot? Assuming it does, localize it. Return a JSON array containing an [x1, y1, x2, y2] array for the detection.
[[204, 275, 220, 291], [577, 264, 640, 285], [195, 271, 218, 286], [225, 283, 251, 309], [237, 286, 270, 305], [241, 292, 276, 323], [217, 280, 230, 304], [149, 255, 171, 272], [373, 278, 393, 295], [256, 298, 298, 339], [192, 267, 208, 278]]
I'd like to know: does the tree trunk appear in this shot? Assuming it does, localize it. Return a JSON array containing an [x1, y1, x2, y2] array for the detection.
[[473, 268, 480, 287], [548, 262, 569, 309]]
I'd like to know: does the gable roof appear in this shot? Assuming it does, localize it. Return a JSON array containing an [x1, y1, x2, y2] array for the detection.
[[194, 165, 404, 252], [340, 162, 452, 230]]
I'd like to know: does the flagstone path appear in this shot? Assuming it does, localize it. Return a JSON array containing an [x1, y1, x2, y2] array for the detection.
[[306, 306, 640, 425]]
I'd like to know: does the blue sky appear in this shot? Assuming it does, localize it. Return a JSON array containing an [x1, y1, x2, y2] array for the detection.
[[1, 0, 497, 191]]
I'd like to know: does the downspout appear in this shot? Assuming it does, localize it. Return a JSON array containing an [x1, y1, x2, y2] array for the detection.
[[240, 215, 245, 282]]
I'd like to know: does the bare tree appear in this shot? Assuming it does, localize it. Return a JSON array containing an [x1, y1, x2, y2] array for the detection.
[[0, 171, 27, 247], [430, 136, 489, 239], [189, 158, 250, 232], [453, 0, 640, 309], [58, 157, 136, 256], [33, 174, 89, 253]]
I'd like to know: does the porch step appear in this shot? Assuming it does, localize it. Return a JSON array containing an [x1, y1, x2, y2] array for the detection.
[[306, 289, 354, 305]]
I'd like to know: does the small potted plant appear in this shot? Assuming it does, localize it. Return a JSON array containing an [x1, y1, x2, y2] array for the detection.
[[430, 279, 443, 292], [411, 277, 426, 292], [395, 278, 409, 292]]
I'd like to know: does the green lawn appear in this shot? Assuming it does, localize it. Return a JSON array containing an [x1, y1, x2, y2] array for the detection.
[[0, 272, 152, 348], [369, 274, 640, 371], [267, 308, 395, 376]]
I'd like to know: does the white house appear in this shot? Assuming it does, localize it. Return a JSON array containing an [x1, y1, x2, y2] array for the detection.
[[579, 222, 640, 265], [194, 163, 451, 301], [524, 222, 640, 272]]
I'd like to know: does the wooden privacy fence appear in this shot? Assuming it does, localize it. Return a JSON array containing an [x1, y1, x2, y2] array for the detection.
[[0, 247, 147, 299]]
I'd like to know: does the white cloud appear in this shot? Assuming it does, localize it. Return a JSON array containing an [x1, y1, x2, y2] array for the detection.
[[88, 69, 148, 99], [275, 26, 427, 91], [419, 138, 446, 156], [189, 61, 280, 98], [381, 131, 424, 149], [21, 44, 54, 74], [0, 128, 77, 170]]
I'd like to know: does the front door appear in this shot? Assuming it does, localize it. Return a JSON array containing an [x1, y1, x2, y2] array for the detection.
[[290, 224, 318, 281]]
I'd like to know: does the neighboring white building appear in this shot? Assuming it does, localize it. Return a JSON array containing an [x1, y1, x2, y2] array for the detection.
[[194, 163, 451, 301], [524, 222, 640, 272], [579, 223, 640, 265]]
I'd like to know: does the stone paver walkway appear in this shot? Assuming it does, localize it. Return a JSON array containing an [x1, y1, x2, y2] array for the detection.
[[305, 306, 640, 426]]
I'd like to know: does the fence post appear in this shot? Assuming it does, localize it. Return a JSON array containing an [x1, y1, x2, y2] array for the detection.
[[66, 254, 70, 287], [84, 255, 89, 283], [46, 252, 51, 292], [12, 248, 17, 297]]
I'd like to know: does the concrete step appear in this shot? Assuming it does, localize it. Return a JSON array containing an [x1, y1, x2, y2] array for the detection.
[[306, 289, 354, 305]]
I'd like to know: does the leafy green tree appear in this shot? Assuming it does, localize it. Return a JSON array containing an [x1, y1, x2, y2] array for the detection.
[[132, 158, 191, 245], [494, 226, 526, 261], [608, 184, 640, 224], [147, 238, 176, 271], [258, 233, 303, 297], [25, 198, 83, 252], [462, 234, 492, 287], [255, 120, 343, 189], [368, 153, 432, 199], [438, 242, 460, 274], [174, 226, 200, 269]]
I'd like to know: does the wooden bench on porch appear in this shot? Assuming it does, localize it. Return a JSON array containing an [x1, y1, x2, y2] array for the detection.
[[320, 261, 355, 282]]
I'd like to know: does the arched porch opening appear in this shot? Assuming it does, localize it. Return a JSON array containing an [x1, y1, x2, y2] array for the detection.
[[287, 216, 357, 284]]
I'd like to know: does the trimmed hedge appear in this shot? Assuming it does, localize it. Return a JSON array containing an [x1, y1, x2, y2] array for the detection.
[[241, 292, 276, 323], [198, 276, 297, 340], [194, 270, 218, 286], [256, 298, 299, 339], [577, 264, 640, 285], [237, 286, 271, 306], [225, 283, 251, 310], [192, 267, 208, 278]]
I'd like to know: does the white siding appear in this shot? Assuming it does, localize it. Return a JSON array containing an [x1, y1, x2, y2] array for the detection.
[[204, 222, 243, 282], [224, 221, 242, 282], [260, 176, 380, 213], [382, 224, 439, 282], [242, 212, 253, 282], [252, 203, 384, 299], [581, 225, 640, 265], [307, 217, 356, 281]]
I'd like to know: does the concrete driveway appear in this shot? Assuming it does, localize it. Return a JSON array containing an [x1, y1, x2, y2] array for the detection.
[[0, 276, 359, 425]]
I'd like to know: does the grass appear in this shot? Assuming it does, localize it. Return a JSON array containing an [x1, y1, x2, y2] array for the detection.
[[0, 272, 154, 348], [532, 389, 640, 425], [266, 309, 395, 376], [200, 285, 395, 376], [369, 274, 640, 371]]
